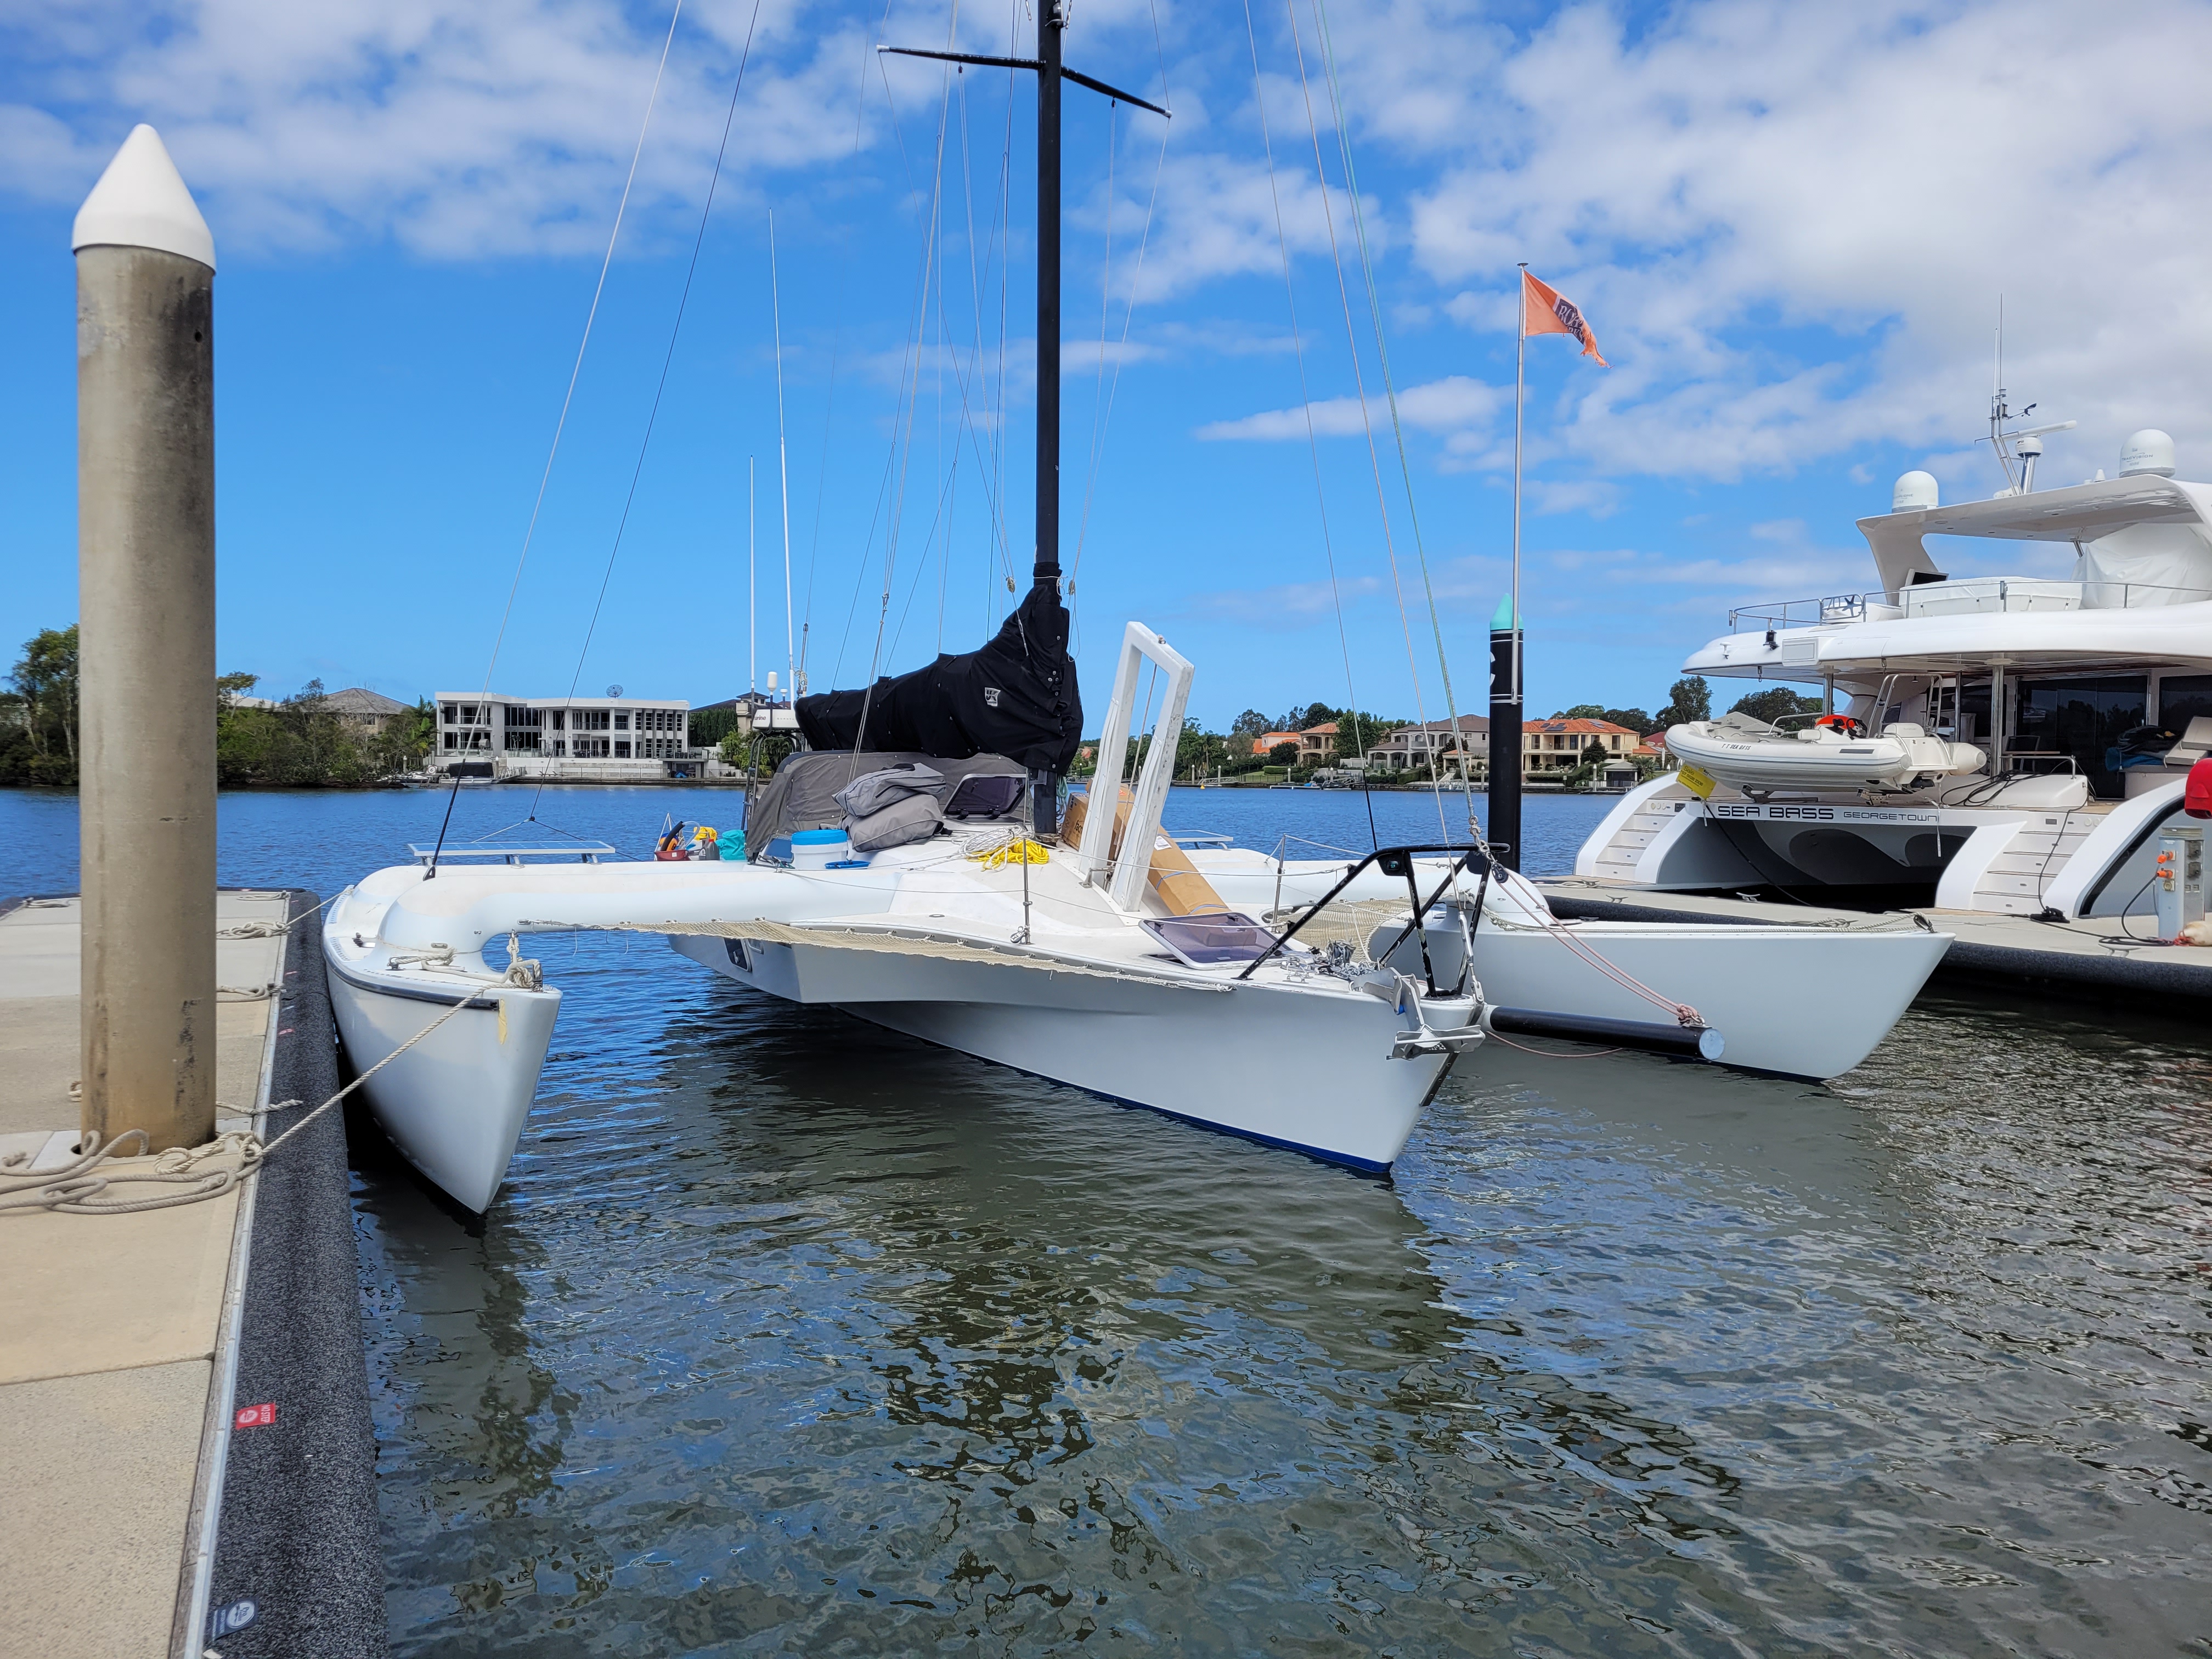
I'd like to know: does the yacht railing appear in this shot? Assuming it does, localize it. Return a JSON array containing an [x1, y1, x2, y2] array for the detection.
[[1726, 591, 1882, 630], [1729, 578, 2212, 631]]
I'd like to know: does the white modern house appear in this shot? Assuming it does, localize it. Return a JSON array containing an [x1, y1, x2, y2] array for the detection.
[[432, 693, 703, 780]]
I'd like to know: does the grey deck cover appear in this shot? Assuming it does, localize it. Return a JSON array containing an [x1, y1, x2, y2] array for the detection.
[[747, 749, 1026, 861]]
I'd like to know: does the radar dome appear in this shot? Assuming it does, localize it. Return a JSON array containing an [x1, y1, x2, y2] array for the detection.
[[2120, 429, 2175, 477], [1892, 470, 1939, 513]]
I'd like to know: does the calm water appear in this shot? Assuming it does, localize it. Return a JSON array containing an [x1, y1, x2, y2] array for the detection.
[[5, 786, 2208, 1655]]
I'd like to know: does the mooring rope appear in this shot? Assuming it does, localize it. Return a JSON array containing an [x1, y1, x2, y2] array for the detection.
[[0, 955, 543, 1218]]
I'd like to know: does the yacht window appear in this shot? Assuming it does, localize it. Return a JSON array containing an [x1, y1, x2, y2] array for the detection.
[[2013, 676, 2146, 799], [2158, 674, 2212, 732]]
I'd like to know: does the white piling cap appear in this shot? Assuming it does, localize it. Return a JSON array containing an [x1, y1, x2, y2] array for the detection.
[[1892, 470, 1938, 513], [72, 125, 215, 272], [2119, 428, 2175, 478]]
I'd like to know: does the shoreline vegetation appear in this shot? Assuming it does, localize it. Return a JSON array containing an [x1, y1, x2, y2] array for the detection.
[[6, 622, 1819, 795], [3, 624, 433, 790]]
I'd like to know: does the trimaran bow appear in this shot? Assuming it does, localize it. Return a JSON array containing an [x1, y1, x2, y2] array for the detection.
[[325, 4, 1954, 1212]]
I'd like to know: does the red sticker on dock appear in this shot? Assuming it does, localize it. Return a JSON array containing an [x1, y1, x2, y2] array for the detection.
[[235, 1403, 276, 1429]]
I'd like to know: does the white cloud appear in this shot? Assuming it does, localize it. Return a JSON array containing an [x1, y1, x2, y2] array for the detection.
[[1, 0, 880, 258], [1393, 0, 2212, 482], [1176, 572, 1381, 625], [11, 0, 2212, 501], [1195, 372, 1497, 439]]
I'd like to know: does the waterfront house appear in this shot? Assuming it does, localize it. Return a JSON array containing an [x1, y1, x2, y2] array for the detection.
[[322, 687, 414, 738], [432, 692, 701, 780], [1365, 714, 1642, 783], [1521, 717, 1641, 781], [1367, 715, 1487, 774], [1249, 723, 1340, 765]]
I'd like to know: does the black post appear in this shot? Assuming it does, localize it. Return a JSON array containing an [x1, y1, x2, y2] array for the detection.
[[1488, 598, 1522, 870]]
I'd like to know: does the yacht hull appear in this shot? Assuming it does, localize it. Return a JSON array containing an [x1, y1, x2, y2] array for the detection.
[[671, 933, 1468, 1171]]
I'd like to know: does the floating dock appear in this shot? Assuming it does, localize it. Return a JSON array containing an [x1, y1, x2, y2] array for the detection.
[[0, 890, 377, 1659], [1539, 877, 2212, 1001]]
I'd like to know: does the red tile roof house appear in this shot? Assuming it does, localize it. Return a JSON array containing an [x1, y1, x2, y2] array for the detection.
[[1369, 716, 1644, 781], [1249, 724, 1339, 765], [1520, 718, 1641, 778]]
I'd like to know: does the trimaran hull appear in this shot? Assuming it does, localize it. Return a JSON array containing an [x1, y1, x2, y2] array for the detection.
[[667, 932, 1455, 1171], [323, 839, 1951, 1211]]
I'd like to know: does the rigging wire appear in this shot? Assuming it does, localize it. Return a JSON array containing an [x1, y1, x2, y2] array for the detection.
[[424, 0, 684, 876], [1239, 0, 1375, 850], [850, 9, 964, 755], [799, 4, 901, 687], [1279, 0, 1451, 842], [1068, 104, 1170, 601], [527, 0, 768, 822], [1310, 0, 1477, 839]]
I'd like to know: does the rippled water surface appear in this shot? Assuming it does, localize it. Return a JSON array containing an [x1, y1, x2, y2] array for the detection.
[[5, 787, 2208, 1654]]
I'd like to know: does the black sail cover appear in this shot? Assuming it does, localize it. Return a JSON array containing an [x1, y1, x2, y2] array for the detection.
[[797, 581, 1082, 772]]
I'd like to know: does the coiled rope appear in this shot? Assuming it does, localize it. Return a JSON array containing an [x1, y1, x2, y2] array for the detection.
[[0, 954, 542, 1218]]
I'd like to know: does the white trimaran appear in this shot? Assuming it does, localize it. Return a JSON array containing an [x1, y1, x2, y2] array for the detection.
[[326, 7, 1952, 1212]]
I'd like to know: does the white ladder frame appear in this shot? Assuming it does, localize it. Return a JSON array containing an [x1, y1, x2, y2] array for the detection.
[[1075, 622, 1194, 913]]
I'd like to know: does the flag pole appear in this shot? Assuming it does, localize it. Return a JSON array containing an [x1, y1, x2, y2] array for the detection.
[[1489, 264, 1529, 871], [1513, 262, 1525, 714]]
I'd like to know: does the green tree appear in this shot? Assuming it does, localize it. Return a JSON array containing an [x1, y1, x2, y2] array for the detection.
[[1230, 709, 1269, 740], [690, 706, 743, 748], [6, 625, 80, 785], [1268, 741, 1297, 768], [1729, 687, 1823, 725], [1556, 702, 1655, 735], [1653, 676, 1711, 730]]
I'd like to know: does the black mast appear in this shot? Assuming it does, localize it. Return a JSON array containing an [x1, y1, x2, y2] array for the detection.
[[1035, 3, 1063, 588], [881, 15, 1167, 834]]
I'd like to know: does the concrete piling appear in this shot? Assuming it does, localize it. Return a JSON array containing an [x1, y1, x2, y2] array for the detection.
[[73, 125, 219, 1151]]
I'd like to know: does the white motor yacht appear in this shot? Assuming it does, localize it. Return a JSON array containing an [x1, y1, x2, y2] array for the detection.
[[1577, 426, 2212, 918]]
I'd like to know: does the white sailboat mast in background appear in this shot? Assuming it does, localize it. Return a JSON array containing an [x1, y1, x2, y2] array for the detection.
[[772, 211, 796, 699]]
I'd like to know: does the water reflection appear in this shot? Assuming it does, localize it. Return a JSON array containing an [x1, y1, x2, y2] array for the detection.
[[354, 941, 2212, 1656]]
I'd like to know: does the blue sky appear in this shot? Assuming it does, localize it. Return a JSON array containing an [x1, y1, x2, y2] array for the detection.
[[8, 0, 2212, 732]]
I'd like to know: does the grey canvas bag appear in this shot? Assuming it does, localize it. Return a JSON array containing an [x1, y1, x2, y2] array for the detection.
[[847, 791, 945, 853], [834, 762, 945, 820]]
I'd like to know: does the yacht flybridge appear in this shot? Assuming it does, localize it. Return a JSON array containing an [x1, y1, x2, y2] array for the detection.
[[1578, 428, 2212, 917]]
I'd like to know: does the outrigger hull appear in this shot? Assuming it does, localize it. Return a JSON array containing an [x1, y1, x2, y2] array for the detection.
[[324, 948, 561, 1212], [1190, 851, 1951, 1080]]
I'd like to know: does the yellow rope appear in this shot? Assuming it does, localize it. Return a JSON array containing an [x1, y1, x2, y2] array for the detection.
[[966, 836, 1050, 869]]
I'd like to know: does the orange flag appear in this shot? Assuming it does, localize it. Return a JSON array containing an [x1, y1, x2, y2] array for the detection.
[[1521, 270, 1607, 365]]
